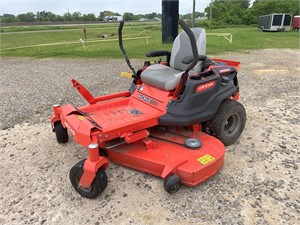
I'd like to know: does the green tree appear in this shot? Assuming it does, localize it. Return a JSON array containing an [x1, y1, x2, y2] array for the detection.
[[181, 12, 204, 20], [82, 13, 96, 21], [204, 0, 258, 26], [17, 12, 36, 22], [205, 0, 241, 24], [0, 14, 17, 22], [98, 11, 120, 21], [72, 12, 82, 21], [63, 12, 73, 22], [241, 10, 257, 25], [36, 11, 56, 21], [144, 12, 157, 20], [55, 15, 64, 22], [123, 12, 138, 21], [251, 0, 299, 17], [237, 0, 250, 9]]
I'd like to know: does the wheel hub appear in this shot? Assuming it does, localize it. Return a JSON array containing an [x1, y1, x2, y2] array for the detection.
[[224, 114, 239, 136], [170, 182, 181, 193], [75, 173, 92, 192]]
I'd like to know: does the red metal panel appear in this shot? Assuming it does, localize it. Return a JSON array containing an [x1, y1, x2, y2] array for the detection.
[[212, 58, 240, 71], [57, 88, 171, 146], [105, 130, 225, 186]]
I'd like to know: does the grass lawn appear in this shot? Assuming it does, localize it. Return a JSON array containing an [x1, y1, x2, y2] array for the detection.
[[0, 22, 299, 59]]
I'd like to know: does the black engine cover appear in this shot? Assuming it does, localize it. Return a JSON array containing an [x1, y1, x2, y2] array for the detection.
[[158, 71, 238, 126]]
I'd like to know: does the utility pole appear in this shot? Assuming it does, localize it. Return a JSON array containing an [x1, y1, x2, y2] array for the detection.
[[210, 0, 213, 31], [162, 0, 179, 43], [192, 0, 195, 27], [68, 7, 70, 22]]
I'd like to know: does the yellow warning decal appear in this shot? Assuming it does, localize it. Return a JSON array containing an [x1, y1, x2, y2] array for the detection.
[[120, 72, 133, 78], [197, 154, 215, 165], [76, 115, 85, 120]]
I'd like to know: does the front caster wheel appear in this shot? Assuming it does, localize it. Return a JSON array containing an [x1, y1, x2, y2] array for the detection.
[[54, 121, 68, 143], [69, 159, 108, 199], [164, 175, 181, 194]]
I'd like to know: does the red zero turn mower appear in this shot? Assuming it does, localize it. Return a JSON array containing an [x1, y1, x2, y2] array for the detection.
[[51, 20, 246, 198]]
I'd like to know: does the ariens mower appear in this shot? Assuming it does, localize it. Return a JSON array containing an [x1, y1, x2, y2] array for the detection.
[[51, 20, 246, 199]]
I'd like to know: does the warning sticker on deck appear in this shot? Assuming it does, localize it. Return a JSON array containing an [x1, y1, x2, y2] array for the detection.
[[76, 115, 85, 120], [197, 154, 215, 165]]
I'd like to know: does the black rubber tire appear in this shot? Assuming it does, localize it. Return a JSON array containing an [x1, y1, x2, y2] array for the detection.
[[69, 159, 108, 199], [164, 175, 181, 194], [54, 121, 68, 143], [207, 99, 246, 146]]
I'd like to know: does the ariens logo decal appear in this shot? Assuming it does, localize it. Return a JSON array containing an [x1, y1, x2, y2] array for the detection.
[[219, 68, 231, 73], [138, 94, 158, 106], [196, 81, 216, 93]]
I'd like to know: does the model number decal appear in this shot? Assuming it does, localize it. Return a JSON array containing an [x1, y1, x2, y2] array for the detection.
[[138, 94, 158, 106], [196, 81, 216, 93]]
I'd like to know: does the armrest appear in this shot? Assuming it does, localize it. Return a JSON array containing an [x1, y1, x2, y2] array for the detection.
[[182, 55, 207, 64], [146, 50, 171, 58]]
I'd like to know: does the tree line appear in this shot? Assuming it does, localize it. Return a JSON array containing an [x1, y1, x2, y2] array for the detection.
[[205, 0, 299, 27], [0, 10, 164, 23], [1, 0, 299, 26]]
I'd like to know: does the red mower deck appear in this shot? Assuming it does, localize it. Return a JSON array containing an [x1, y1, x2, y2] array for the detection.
[[104, 128, 225, 187]]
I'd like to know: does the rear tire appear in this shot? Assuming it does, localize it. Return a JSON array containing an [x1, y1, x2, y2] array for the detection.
[[69, 159, 108, 199], [207, 99, 246, 146], [54, 121, 68, 143]]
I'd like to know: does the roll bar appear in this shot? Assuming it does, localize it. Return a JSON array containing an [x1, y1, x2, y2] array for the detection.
[[178, 20, 198, 75], [173, 20, 199, 98], [118, 21, 136, 74]]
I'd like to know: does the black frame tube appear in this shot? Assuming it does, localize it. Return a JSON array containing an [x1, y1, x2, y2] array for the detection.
[[118, 21, 135, 74], [173, 20, 199, 98], [178, 19, 198, 74]]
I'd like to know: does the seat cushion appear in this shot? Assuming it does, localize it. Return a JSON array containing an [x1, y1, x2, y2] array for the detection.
[[170, 28, 206, 72], [141, 64, 183, 91]]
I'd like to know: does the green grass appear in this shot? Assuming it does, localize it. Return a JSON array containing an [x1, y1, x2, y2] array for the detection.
[[0, 22, 299, 59], [0, 22, 159, 33], [1, 24, 101, 32], [206, 27, 300, 54]]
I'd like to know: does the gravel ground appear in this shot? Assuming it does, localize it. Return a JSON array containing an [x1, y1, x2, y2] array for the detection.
[[0, 49, 299, 225]]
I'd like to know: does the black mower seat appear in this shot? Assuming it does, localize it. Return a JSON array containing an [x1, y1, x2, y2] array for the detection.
[[141, 28, 206, 91]]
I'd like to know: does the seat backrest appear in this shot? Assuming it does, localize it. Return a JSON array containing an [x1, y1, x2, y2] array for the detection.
[[170, 28, 206, 72]]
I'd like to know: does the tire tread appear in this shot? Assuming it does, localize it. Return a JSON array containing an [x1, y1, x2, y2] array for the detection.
[[207, 99, 246, 146]]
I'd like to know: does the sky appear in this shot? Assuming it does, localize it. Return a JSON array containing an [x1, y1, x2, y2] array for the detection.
[[0, 0, 213, 16]]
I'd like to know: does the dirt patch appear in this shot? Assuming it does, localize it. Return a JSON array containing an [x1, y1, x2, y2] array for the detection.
[[0, 49, 299, 224]]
